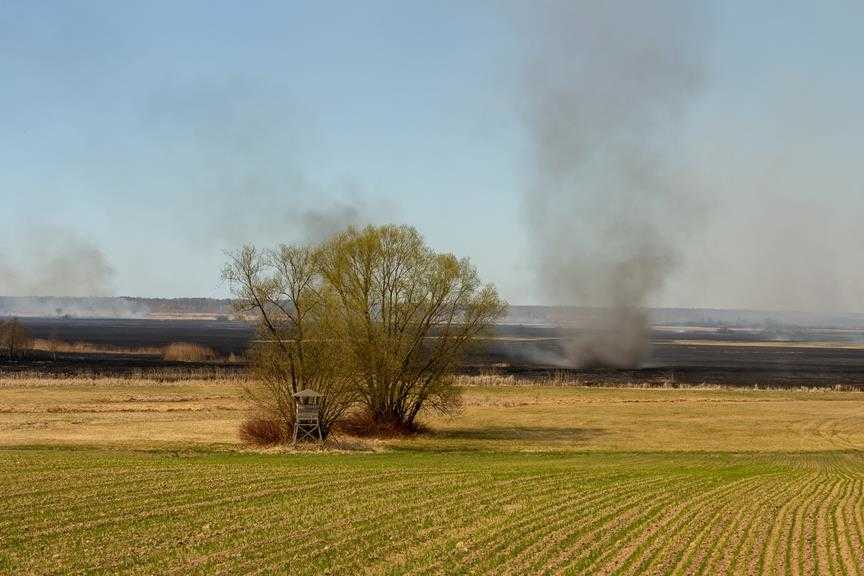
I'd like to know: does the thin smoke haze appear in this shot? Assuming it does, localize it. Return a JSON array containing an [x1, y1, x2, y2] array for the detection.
[[143, 76, 392, 251]]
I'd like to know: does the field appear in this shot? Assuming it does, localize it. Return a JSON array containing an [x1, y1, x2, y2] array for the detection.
[[5, 449, 864, 575], [13, 317, 864, 387], [4, 376, 864, 452], [3, 374, 864, 574]]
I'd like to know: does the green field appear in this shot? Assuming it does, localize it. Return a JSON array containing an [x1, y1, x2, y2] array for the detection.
[[2, 377, 864, 574]]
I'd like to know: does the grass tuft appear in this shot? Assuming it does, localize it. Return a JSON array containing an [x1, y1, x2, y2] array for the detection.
[[162, 342, 218, 362]]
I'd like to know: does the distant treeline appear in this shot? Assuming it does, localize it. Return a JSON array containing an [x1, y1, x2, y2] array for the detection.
[[2, 297, 864, 330], [0, 297, 234, 318], [505, 306, 864, 331], [129, 298, 235, 315]]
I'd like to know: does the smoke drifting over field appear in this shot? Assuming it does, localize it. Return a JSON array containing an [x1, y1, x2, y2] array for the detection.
[[144, 78, 387, 251], [0, 226, 115, 298], [516, 0, 711, 367]]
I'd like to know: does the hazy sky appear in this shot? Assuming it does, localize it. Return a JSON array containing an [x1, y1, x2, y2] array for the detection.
[[2, 1, 863, 311]]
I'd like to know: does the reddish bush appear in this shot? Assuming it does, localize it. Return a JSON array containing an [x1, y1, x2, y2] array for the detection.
[[239, 416, 286, 445]]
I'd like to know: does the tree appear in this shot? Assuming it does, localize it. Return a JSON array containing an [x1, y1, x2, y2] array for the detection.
[[224, 224, 507, 438], [0, 318, 33, 360], [318, 225, 506, 430], [222, 244, 357, 439]]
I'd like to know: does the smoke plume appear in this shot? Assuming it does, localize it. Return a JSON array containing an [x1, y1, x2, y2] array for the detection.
[[0, 225, 115, 298], [516, 0, 711, 367], [294, 198, 378, 244]]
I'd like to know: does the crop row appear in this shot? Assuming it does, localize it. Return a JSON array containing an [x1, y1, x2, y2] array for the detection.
[[2, 450, 863, 575]]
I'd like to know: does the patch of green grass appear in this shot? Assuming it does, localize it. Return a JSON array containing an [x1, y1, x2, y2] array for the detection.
[[3, 448, 864, 575]]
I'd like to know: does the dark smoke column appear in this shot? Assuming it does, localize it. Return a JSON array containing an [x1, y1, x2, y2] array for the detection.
[[516, 0, 711, 367]]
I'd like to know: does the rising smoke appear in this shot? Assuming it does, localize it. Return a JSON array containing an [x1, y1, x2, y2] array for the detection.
[[294, 198, 380, 244], [516, 0, 712, 367], [0, 225, 115, 297], [0, 225, 144, 316]]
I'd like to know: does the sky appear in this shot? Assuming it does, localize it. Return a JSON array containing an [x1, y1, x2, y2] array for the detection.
[[2, 1, 863, 311]]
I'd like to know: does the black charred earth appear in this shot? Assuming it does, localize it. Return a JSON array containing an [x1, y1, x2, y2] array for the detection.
[[2, 315, 864, 388]]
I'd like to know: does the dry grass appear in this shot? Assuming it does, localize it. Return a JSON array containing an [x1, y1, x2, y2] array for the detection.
[[0, 376, 247, 447], [407, 378, 864, 453], [31, 338, 240, 363], [31, 338, 164, 355], [1, 374, 863, 452], [1, 366, 245, 382], [161, 341, 218, 362]]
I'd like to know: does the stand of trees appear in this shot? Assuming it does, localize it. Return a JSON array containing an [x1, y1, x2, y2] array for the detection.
[[223, 224, 506, 440]]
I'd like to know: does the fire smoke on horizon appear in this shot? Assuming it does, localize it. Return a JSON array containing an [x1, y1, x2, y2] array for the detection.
[[0, 225, 116, 299], [516, 0, 712, 367]]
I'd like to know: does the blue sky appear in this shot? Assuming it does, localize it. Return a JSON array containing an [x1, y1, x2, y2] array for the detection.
[[2, 1, 863, 311]]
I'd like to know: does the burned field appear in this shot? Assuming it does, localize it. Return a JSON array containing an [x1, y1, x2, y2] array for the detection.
[[17, 317, 253, 356], [8, 316, 864, 389]]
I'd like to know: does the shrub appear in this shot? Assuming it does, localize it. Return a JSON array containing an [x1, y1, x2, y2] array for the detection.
[[31, 339, 163, 355], [239, 415, 286, 445]]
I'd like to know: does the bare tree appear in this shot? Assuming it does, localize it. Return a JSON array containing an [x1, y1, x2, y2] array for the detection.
[[222, 245, 356, 439], [0, 318, 33, 360]]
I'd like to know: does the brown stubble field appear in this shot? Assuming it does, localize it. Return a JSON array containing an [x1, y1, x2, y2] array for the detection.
[[0, 376, 246, 448], [3, 374, 864, 452]]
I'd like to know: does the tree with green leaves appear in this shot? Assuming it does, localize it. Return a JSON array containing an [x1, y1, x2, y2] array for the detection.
[[317, 225, 506, 430], [223, 224, 506, 438], [223, 244, 355, 440]]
